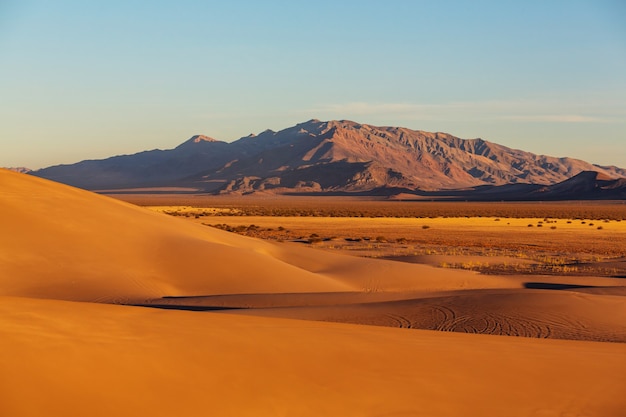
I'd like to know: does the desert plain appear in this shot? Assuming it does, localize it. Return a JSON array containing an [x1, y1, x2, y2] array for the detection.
[[2, 168, 626, 417]]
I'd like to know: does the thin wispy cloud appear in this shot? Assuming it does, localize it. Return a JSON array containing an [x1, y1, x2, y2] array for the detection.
[[305, 102, 443, 120], [306, 100, 623, 124], [501, 115, 610, 123]]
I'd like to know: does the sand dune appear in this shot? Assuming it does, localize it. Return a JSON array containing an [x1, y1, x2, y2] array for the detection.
[[1, 169, 626, 416], [0, 169, 351, 301], [2, 296, 626, 417], [0, 169, 529, 302]]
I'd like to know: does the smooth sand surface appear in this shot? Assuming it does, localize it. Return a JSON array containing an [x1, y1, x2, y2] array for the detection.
[[1, 169, 626, 416], [2, 296, 626, 417], [0, 170, 352, 301]]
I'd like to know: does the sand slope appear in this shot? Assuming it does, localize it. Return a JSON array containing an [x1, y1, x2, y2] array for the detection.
[[2, 296, 625, 417], [0, 169, 529, 301], [0, 169, 351, 301], [2, 169, 626, 416]]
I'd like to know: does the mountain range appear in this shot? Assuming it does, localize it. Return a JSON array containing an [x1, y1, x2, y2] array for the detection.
[[31, 119, 626, 199]]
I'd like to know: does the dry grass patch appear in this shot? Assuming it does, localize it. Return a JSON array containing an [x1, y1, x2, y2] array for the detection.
[[149, 205, 626, 277]]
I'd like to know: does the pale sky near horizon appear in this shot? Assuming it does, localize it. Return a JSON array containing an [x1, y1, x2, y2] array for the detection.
[[1, 0, 625, 170]]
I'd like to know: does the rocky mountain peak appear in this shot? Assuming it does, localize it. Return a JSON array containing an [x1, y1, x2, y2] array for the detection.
[[175, 134, 221, 149], [31, 119, 626, 198]]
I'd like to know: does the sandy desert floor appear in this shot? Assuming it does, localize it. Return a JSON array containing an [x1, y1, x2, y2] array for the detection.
[[2, 169, 626, 417]]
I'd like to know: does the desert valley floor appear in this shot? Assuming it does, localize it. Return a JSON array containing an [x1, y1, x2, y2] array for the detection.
[[1, 169, 625, 417]]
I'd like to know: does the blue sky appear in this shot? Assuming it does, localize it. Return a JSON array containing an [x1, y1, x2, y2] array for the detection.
[[1, 0, 625, 169]]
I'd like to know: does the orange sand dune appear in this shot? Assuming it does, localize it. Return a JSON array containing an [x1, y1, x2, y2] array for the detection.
[[0, 169, 528, 301], [0, 169, 350, 301], [2, 169, 626, 416], [1, 296, 625, 417]]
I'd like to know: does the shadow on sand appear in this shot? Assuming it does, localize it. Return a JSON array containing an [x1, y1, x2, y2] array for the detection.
[[129, 304, 243, 312], [523, 282, 595, 291]]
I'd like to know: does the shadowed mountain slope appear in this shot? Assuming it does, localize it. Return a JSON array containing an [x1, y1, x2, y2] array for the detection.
[[413, 170, 626, 201]]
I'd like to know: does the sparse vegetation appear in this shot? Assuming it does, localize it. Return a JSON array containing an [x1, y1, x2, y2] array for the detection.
[[133, 198, 626, 221], [152, 199, 626, 278]]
